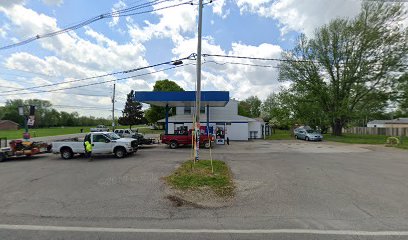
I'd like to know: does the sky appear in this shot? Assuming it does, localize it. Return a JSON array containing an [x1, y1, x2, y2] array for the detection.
[[0, 0, 365, 117]]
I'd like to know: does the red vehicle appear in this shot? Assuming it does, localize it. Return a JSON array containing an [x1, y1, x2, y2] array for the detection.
[[161, 130, 214, 149]]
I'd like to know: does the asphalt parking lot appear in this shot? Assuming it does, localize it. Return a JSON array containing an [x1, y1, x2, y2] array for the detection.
[[0, 140, 408, 239]]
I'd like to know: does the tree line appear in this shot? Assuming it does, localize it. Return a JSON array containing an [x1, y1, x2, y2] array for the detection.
[[0, 99, 112, 128], [240, 2, 408, 135]]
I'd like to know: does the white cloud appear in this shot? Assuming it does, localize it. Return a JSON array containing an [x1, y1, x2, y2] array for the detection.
[[42, 0, 63, 7], [0, 4, 154, 117], [109, 0, 127, 28], [212, 0, 228, 18], [172, 36, 282, 100], [236, 0, 362, 35], [127, 0, 197, 44], [0, 0, 25, 9], [0, 23, 9, 38]]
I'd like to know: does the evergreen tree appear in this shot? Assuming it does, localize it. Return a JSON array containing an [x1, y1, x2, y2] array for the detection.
[[118, 90, 145, 129]]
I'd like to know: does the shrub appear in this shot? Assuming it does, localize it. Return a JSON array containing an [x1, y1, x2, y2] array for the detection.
[[386, 137, 400, 145]]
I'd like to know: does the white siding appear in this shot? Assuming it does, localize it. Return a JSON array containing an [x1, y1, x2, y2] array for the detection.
[[209, 99, 238, 116], [248, 121, 263, 139], [367, 123, 386, 128], [176, 107, 184, 115], [226, 123, 248, 141], [168, 123, 175, 134]]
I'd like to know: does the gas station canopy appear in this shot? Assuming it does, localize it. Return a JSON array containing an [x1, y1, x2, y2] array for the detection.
[[133, 91, 229, 107]]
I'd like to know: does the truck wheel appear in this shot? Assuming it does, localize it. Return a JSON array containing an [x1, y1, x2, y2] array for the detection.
[[169, 141, 178, 149], [204, 141, 211, 149], [0, 153, 6, 162], [61, 148, 73, 159], [114, 147, 126, 158]]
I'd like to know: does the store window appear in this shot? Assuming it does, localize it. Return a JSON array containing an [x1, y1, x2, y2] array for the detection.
[[200, 106, 205, 114], [184, 107, 191, 114]]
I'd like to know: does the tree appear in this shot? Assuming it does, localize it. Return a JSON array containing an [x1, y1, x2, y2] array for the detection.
[[279, 2, 408, 135], [395, 73, 408, 115], [118, 90, 145, 129], [238, 96, 261, 118], [144, 80, 184, 123], [238, 101, 251, 117]]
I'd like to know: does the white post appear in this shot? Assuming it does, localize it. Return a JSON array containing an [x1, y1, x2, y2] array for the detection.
[[112, 83, 116, 131], [195, 0, 203, 161]]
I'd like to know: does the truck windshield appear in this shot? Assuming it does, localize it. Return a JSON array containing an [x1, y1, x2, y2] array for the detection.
[[104, 133, 121, 140]]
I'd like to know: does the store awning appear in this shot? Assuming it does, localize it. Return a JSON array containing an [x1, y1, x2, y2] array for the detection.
[[133, 91, 229, 107]]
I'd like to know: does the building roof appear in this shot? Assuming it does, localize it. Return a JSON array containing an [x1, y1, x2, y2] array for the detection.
[[0, 120, 19, 125], [158, 114, 257, 123], [134, 91, 229, 107], [368, 118, 408, 125], [386, 118, 408, 124], [367, 120, 388, 125]]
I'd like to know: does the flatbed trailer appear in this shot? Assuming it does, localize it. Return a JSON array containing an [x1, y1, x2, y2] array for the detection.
[[0, 138, 51, 162]]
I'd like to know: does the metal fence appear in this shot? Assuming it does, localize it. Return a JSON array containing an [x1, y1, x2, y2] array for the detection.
[[344, 127, 408, 136]]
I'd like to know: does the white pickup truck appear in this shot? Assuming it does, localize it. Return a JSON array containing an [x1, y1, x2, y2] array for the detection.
[[52, 132, 138, 159], [90, 125, 110, 132]]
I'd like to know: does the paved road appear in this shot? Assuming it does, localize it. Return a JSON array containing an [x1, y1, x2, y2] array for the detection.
[[0, 140, 407, 239]]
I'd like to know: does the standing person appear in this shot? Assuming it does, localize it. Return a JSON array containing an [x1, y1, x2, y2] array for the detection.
[[84, 134, 93, 162], [226, 137, 230, 145]]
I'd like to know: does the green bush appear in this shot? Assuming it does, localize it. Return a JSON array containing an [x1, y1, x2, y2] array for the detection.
[[386, 137, 400, 145]]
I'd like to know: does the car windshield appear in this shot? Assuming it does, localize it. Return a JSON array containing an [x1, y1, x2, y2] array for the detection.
[[104, 133, 121, 140]]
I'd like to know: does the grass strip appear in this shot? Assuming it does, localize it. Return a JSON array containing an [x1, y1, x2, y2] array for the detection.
[[166, 160, 234, 197]]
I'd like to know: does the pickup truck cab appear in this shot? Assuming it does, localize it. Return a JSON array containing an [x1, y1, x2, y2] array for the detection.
[[114, 129, 155, 146], [161, 130, 214, 149], [90, 125, 110, 132], [52, 132, 138, 159], [114, 129, 137, 138]]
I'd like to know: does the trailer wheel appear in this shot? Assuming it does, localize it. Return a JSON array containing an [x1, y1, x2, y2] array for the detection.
[[204, 141, 211, 149], [169, 141, 178, 149], [0, 153, 6, 162], [60, 148, 73, 159], [114, 147, 126, 158]]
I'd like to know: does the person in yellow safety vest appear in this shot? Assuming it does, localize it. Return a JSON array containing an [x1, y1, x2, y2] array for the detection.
[[84, 139, 93, 162]]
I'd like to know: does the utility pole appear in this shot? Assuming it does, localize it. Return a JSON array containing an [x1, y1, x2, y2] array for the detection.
[[195, 0, 203, 161], [112, 83, 116, 131]]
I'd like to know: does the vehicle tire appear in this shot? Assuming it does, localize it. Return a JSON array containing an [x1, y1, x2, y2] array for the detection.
[[0, 153, 6, 162], [204, 141, 211, 149], [169, 141, 178, 149], [295, 135, 298, 139], [114, 147, 126, 158], [305, 137, 309, 141], [61, 148, 73, 159]]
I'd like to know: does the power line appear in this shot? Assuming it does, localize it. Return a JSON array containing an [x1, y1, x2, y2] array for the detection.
[[203, 54, 408, 67], [203, 60, 280, 68], [0, 63, 194, 96], [0, 54, 195, 94], [202, 54, 315, 63], [0, 0, 193, 51]]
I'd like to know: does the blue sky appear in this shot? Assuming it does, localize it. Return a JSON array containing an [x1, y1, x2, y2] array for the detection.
[[0, 0, 364, 117]]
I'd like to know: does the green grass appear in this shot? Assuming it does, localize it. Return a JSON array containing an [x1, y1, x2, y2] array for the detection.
[[265, 129, 293, 140], [0, 125, 164, 140], [323, 134, 389, 144], [0, 126, 92, 140], [166, 160, 234, 197]]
